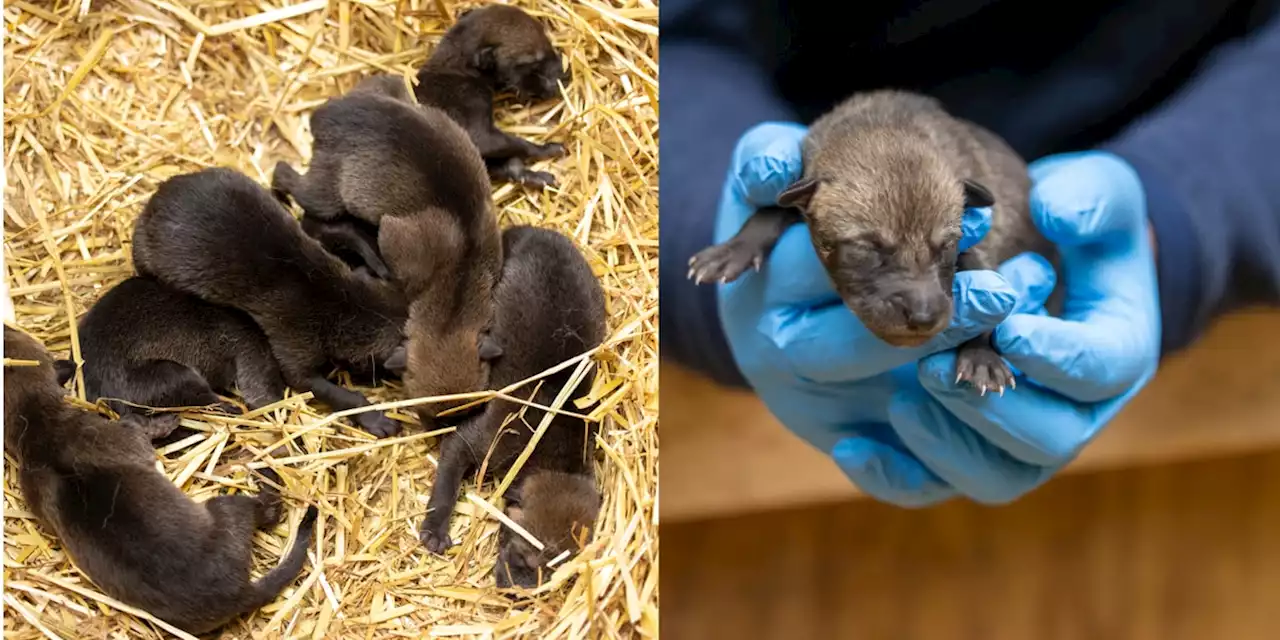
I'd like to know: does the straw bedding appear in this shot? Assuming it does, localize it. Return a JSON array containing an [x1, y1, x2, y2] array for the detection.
[[2, 1, 658, 638]]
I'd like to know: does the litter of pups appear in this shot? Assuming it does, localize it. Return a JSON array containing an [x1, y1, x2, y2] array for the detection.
[[4, 4, 607, 635]]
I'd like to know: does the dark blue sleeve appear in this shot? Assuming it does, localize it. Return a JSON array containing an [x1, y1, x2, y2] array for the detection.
[[1103, 14, 1280, 355], [659, 25, 797, 388]]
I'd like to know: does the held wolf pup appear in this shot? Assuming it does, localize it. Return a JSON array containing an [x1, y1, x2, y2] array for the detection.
[[419, 226, 606, 590], [689, 90, 1061, 394], [133, 167, 407, 437], [4, 326, 319, 635]]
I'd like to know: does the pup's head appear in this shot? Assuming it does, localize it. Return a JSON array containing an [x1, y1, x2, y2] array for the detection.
[[4, 327, 62, 434], [495, 470, 601, 590], [442, 5, 567, 100], [378, 219, 502, 426], [391, 313, 502, 427], [784, 141, 994, 347]]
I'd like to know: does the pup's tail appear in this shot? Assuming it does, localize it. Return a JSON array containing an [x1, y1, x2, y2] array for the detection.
[[244, 505, 319, 609]]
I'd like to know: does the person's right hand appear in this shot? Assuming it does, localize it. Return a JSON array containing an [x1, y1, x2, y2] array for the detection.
[[713, 123, 1050, 502]]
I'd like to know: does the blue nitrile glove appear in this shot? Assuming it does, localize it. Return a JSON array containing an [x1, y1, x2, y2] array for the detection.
[[837, 151, 1162, 505], [715, 123, 1052, 506]]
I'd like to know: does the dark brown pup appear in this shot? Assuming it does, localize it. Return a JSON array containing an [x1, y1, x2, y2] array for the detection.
[[132, 167, 407, 437], [271, 81, 503, 429], [415, 4, 568, 188], [689, 90, 1061, 394], [418, 225, 606, 590], [53, 276, 284, 444], [4, 326, 319, 635]]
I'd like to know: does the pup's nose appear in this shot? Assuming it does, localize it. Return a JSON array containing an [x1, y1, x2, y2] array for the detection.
[[893, 292, 947, 332]]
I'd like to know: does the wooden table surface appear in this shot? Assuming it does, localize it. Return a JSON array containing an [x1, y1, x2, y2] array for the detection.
[[662, 310, 1280, 522], [664, 449, 1280, 640]]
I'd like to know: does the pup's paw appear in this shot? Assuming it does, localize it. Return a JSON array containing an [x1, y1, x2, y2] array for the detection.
[[688, 240, 763, 285], [954, 346, 1016, 396], [255, 496, 285, 529], [419, 525, 454, 555], [358, 412, 401, 438], [535, 142, 566, 159], [518, 170, 558, 189]]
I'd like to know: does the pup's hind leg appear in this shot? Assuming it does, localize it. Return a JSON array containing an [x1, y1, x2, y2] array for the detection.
[[117, 412, 184, 442], [107, 361, 236, 445], [488, 157, 557, 189], [232, 346, 287, 411], [475, 129, 564, 187], [419, 435, 472, 554], [954, 251, 1016, 395], [688, 206, 802, 284], [120, 360, 238, 414], [271, 159, 346, 221], [299, 217, 390, 278], [204, 494, 266, 576], [249, 467, 285, 530]]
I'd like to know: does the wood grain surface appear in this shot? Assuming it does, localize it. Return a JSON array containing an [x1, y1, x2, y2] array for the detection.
[[663, 450, 1280, 640], [662, 310, 1280, 521]]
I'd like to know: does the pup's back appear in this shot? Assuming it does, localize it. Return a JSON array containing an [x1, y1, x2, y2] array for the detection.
[[133, 167, 350, 313], [806, 90, 1052, 266], [462, 225, 607, 475], [309, 91, 492, 230]]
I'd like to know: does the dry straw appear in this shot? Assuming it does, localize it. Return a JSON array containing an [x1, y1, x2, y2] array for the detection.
[[3, 0, 658, 638]]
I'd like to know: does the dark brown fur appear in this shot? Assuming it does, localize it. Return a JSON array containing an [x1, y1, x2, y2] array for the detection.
[[132, 167, 407, 437], [418, 225, 605, 589], [415, 4, 568, 188], [690, 90, 1062, 393], [4, 326, 319, 635], [271, 78, 503, 429], [51, 276, 284, 446]]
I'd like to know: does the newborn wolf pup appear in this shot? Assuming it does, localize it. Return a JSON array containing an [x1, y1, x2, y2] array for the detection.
[[4, 327, 319, 635], [271, 79, 503, 429], [54, 276, 284, 441], [419, 225, 605, 590], [415, 4, 569, 188], [133, 167, 406, 437], [689, 90, 1060, 394]]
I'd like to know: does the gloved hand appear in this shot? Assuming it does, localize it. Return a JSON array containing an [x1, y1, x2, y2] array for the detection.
[[838, 151, 1161, 505], [714, 123, 1054, 505]]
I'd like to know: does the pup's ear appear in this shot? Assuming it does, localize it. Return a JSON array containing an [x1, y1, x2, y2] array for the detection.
[[777, 177, 819, 211], [54, 359, 76, 386], [472, 45, 497, 72], [962, 179, 995, 209], [478, 333, 503, 361], [383, 344, 408, 376]]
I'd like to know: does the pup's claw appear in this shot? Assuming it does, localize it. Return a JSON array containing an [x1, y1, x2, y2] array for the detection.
[[420, 527, 453, 555], [688, 240, 763, 285]]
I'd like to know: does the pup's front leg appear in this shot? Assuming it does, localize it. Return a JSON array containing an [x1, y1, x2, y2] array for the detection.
[[954, 250, 1015, 395], [419, 435, 471, 554], [688, 206, 802, 284], [307, 376, 400, 438]]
